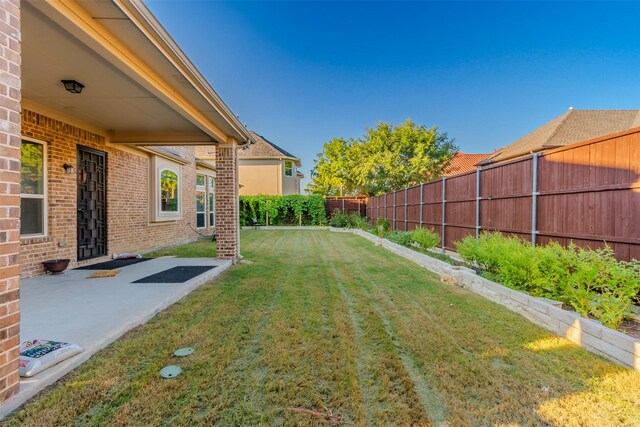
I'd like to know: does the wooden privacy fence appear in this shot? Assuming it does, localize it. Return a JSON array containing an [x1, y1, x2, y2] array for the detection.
[[366, 127, 640, 261], [326, 196, 368, 217]]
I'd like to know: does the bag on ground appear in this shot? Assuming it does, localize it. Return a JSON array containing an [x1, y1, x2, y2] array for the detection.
[[19, 339, 84, 377]]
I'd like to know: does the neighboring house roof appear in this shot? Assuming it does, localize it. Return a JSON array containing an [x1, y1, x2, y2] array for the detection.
[[240, 131, 302, 166], [444, 152, 490, 176], [479, 109, 640, 165]]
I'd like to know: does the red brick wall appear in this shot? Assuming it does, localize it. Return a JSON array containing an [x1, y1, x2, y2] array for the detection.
[[215, 144, 239, 259], [20, 110, 208, 277], [0, 0, 21, 403]]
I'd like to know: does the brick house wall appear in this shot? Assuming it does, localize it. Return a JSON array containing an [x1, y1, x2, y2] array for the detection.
[[0, 0, 21, 403], [19, 110, 217, 277]]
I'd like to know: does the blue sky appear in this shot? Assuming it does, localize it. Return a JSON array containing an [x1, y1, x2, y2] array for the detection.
[[147, 1, 640, 190]]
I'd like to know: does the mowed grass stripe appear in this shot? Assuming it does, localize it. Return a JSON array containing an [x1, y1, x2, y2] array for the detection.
[[6, 230, 640, 427], [329, 231, 640, 426], [323, 235, 432, 425]]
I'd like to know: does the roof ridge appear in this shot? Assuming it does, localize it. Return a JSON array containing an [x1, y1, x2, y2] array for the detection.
[[541, 110, 573, 148]]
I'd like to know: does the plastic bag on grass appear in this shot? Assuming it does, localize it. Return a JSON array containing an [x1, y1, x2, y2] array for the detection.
[[19, 339, 84, 377]]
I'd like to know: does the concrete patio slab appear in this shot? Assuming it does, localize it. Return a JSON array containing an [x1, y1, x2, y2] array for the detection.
[[0, 257, 232, 418]]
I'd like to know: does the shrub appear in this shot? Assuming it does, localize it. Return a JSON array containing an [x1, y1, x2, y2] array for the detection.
[[454, 232, 640, 330], [329, 210, 369, 229], [409, 227, 440, 250], [240, 195, 326, 226], [376, 218, 390, 237], [386, 230, 413, 247]]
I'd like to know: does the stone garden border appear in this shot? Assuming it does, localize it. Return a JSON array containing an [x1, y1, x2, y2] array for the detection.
[[329, 227, 640, 370]]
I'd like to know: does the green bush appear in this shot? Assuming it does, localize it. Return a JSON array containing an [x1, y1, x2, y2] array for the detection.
[[329, 209, 369, 229], [455, 232, 640, 330], [240, 195, 326, 226], [386, 230, 413, 247], [409, 227, 440, 250], [376, 218, 391, 237]]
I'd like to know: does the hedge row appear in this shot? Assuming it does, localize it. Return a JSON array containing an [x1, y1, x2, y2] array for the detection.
[[239, 195, 327, 226]]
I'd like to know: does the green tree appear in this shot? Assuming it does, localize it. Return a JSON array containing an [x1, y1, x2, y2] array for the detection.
[[306, 137, 355, 196], [307, 119, 457, 195]]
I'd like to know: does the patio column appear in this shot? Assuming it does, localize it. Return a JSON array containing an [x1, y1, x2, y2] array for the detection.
[[215, 139, 240, 260], [0, 0, 21, 403]]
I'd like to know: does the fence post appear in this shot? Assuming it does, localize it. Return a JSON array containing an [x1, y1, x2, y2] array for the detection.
[[441, 177, 446, 253], [393, 191, 397, 230], [419, 183, 424, 228], [404, 188, 408, 231], [475, 168, 481, 238], [531, 153, 539, 245], [342, 198, 345, 214], [384, 194, 387, 224], [266, 199, 269, 227]]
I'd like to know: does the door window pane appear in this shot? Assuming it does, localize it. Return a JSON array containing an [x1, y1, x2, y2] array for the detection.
[[21, 140, 44, 194], [21, 198, 44, 235]]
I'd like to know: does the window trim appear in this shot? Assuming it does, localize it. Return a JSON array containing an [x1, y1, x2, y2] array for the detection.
[[208, 176, 215, 228], [284, 160, 293, 177], [20, 137, 48, 239]]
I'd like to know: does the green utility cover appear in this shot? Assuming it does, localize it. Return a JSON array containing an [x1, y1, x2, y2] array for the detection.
[[174, 347, 194, 357], [160, 365, 182, 379]]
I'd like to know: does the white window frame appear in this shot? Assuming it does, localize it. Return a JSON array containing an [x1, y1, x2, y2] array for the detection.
[[284, 160, 293, 177], [20, 137, 48, 238], [150, 156, 182, 222], [196, 174, 206, 229], [208, 176, 215, 228], [159, 168, 180, 214]]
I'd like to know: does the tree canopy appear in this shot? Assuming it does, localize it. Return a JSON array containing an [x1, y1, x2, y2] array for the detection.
[[307, 119, 458, 196]]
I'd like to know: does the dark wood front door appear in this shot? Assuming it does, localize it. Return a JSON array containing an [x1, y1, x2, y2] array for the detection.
[[77, 146, 107, 260]]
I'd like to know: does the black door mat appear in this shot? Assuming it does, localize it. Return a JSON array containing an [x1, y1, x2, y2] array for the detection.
[[132, 266, 215, 284], [75, 258, 152, 270]]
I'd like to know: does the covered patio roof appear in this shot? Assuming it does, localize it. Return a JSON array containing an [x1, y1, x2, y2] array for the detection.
[[22, 0, 253, 146]]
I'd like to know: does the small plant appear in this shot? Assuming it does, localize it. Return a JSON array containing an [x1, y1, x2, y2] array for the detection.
[[376, 218, 390, 237], [386, 230, 413, 247], [409, 227, 440, 250]]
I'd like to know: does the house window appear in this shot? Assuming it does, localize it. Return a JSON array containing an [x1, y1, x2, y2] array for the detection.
[[284, 160, 293, 177], [20, 139, 47, 237], [208, 176, 215, 227], [196, 174, 206, 228], [150, 156, 182, 222], [160, 169, 179, 212]]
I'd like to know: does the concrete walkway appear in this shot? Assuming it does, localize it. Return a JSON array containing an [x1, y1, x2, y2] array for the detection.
[[0, 256, 232, 418]]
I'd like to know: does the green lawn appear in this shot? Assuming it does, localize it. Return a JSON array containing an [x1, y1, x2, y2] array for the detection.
[[144, 238, 217, 258], [8, 231, 640, 426]]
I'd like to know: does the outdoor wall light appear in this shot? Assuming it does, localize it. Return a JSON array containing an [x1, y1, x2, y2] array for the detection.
[[63, 163, 75, 174], [61, 80, 85, 94]]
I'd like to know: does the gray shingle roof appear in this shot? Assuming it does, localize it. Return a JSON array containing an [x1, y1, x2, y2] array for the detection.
[[240, 131, 301, 166], [480, 109, 640, 165]]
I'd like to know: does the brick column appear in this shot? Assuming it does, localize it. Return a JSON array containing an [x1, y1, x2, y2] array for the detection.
[[215, 141, 239, 260], [0, 0, 21, 403]]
